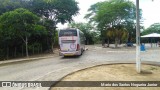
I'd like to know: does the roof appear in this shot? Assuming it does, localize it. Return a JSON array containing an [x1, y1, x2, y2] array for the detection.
[[141, 33, 160, 38]]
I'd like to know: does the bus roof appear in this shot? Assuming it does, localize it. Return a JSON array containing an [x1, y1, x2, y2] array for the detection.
[[60, 28, 78, 31], [59, 28, 84, 34]]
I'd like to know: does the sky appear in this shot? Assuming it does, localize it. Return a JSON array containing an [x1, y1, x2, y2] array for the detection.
[[57, 0, 160, 29]]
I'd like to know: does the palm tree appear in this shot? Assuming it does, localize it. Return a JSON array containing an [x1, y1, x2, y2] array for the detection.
[[106, 25, 128, 48]]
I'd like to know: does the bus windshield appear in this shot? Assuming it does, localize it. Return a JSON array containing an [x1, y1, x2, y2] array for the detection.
[[59, 30, 77, 37]]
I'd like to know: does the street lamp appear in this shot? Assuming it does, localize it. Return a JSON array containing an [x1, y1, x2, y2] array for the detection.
[[136, 0, 141, 73]]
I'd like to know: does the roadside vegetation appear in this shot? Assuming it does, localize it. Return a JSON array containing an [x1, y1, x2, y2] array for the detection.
[[142, 23, 160, 35], [68, 22, 100, 45], [0, 0, 158, 60], [0, 0, 79, 60], [141, 23, 160, 43], [85, 0, 142, 47]]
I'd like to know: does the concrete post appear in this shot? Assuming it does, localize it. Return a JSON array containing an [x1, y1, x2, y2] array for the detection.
[[136, 0, 141, 73]]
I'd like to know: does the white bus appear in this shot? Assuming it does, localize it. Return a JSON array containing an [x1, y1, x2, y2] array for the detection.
[[58, 28, 85, 56]]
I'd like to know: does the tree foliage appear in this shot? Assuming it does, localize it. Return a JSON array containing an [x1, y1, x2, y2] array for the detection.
[[0, 0, 79, 24], [86, 0, 136, 27], [141, 23, 160, 43], [0, 8, 45, 57], [0, 0, 21, 15], [0, 0, 79, 60], [25, 0, 79, 52], [69, 22, 100, 44], [142, 23, 160, 35], [107, 25, 128, 47], [21, 0, 79, 24], [85, 0, 139, 47]]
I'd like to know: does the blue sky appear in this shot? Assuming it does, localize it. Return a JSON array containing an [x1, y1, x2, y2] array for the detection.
[[57, 0, 160, 29]]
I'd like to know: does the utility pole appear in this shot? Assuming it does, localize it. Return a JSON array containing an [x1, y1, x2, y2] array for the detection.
[[136, 0, 141, 73]]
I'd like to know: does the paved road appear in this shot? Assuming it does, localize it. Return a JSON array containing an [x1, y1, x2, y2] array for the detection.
[[0, 45, 160, 90]]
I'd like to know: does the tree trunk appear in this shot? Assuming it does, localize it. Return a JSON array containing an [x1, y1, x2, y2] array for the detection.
[[118, 39, 121, 45], [51, 41, 54, 53], [102, 38, 105, 47], [41, 44, 42, 53], [25, 36, 29, 57], [87, 40, 89, 45], [6, 46, 9, 60], [51, 28, 56, 53], [46, 36, 50, 50], [107, 38, 110, 47], [100, 30, 104, 46], [38, 45, 40, 54], [14, 47, 17, 57], [32, 45, 34, 55], [85, 38, 87, 45], [115, 38, 118, 48], [51, 32, 55, 53], [22, 45, 24, 57]]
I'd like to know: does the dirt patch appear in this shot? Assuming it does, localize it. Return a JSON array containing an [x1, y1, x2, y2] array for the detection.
[[51, 64, 160, 90]]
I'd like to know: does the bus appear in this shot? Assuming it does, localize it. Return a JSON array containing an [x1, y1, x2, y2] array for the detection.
[[58, 28, 85, 56]]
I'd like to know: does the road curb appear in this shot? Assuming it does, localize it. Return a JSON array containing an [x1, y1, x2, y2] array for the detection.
[[49, 61, 160, 89], [0, 54, 59, 66]]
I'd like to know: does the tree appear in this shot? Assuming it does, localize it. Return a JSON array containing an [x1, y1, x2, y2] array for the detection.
[[106, 25, 128, 47], [0, 0, 79, 60], [123, 21, 136, 43], [24, 0, 79, 52], [0, 8, 45, 57], [0, 0, 79, 23], [142, 23, 160, 35], [84, 2, 102, 24], [96, 0, 136, 26], [0, 0, 21, 15], [85, 0, 138, 47], [141, 23, 160, 43], [69, 22, 100, 44], [0, 0, 79, 53]]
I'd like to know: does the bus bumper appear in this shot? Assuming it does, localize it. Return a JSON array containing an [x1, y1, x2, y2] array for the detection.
[[59, 51, 81, 56]]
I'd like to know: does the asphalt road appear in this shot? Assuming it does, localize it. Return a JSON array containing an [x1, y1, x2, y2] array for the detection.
[[0, 44, 160, 90]]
